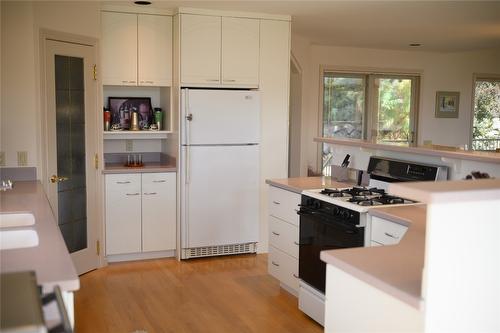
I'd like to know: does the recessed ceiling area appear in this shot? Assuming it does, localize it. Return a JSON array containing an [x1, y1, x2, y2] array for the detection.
[[110, 0, 500, 53]]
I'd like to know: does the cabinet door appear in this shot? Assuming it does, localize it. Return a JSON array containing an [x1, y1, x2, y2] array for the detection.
[[105, 174, 141, 255], [180, 14, 221, 86], [268, 246, 299, 292], [269, 186, 300, 226], [141, 173, 176, 252], [138, 14, 172, 87], [371, 216, 408, 245], [221, 17, 260, 87], [101, 12, 137, 86]]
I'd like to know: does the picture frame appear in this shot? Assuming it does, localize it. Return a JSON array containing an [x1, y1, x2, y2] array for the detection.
[[435, 91, 460, 118], [108, 97, 153, 130]]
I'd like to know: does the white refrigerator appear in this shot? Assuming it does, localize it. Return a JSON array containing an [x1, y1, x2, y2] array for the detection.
[[180, 89, 260, 259]]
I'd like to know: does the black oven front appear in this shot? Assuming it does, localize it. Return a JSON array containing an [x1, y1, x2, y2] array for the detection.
[[298, 195, 364, 293]]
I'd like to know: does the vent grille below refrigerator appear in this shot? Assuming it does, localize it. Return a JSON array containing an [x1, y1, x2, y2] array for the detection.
[[182, 243, 257, 259]]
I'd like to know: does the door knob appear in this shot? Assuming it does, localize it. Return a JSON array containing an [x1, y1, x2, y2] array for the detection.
[[50, 175, 69, 183]]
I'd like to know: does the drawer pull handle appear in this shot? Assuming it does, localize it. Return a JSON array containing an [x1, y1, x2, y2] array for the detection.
[[126, 193, 140, 196], [272, 231, 280, 236], [271, 261, 279, 267], [144, 192, 157, 195], [293, 274, 299, 279], [153, 180, 166, 183], [224, 79, 236, 82], [272, 201, 280, 205], [384, 232, 398, 239], [116, 181, 131, 184], [206, 79, 219, 82], [294, 241, 300, 246]]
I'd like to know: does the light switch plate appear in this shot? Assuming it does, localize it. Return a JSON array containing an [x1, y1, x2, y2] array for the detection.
[[125, 140, 133, 152], [17, 151, 28, 166], [0, 152, 5, 166]]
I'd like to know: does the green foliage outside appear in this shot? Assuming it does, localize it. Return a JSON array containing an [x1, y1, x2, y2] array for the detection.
[[377, 79, 411, 144], [473, 81, 500, 150]]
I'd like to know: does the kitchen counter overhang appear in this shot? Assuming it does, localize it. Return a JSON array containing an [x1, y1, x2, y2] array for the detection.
[[0, 181, 79, 294]]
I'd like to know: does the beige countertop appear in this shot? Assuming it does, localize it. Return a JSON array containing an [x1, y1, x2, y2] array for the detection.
[[314, 137, 500, 164], [321, 204, 427, 309], [0, 181, 79, 293], [390, 178, 500, 204], [102, 162, 177, 174], [265, 176, 355, 194]]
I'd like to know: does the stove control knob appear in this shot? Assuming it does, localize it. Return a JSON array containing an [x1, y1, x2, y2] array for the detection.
[[341, 210, 350, 219], [333, 206, 340, 215], [313, 200, 321, 209]]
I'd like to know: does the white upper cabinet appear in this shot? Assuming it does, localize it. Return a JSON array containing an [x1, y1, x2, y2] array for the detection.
[[180, 14, 259, 88], [221, 17, 259, 87], [102, 11, 137, 86], [138, 14, 173, 86], [102, 11, 173, 86], [180, 14, 221, 85]]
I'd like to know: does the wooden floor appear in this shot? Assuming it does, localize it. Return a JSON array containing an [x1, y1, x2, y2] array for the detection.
[[75, 254, 323, 333]]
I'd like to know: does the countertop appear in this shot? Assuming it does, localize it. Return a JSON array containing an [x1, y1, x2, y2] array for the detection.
[[0, 181, 79, 293], [314, 137, 500, 164], [320, 204, 427, 309], [102, 162, 177, 174], [265, 176, 355, 194]]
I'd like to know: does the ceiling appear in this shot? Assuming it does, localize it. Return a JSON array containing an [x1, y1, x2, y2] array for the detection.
[[106, 1, 500, 53]]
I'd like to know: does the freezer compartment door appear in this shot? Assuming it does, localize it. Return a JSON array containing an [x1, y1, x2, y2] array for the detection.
[[181, 145, 259, 248], [181, 89, 260, 145]]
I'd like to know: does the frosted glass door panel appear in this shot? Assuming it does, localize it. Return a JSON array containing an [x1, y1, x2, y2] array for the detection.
[[54, 55, 87, 253]]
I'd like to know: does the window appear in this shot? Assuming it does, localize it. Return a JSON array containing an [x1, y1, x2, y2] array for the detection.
[[321, 71, 419, 175], [472, 77, 500, 151]]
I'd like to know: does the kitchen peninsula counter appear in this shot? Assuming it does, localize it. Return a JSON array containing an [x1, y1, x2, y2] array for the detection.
[[314, 137, 500, 164], [265, 176, 354, 194], [321, 205, 427, 309], [0, 181, 79, 293]]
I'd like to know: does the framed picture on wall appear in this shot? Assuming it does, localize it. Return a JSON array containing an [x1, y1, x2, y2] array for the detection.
[[108, 97, 153, 130], [435, 91, 460, 118]]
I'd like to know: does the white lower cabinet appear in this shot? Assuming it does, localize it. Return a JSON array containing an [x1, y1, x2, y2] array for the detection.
[[268, 185, 301, 293], [268, 246, 299, 291], [370, 215, 409, 246], [105, 172, 176, 256]]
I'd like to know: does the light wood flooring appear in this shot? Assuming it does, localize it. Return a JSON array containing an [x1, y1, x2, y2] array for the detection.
[[75, 254, 323, 333]]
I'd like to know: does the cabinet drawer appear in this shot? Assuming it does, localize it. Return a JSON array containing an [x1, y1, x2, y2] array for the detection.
[[268, 246, 299, 291], [269, 216, 299, 258], [106, 174, 141, 194], [269, 186, 300, 226], [371, 216, 408, 245], [142, 172, 175, 193]]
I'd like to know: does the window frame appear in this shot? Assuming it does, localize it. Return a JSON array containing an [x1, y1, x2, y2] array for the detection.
[[318, 67, 421, 173]]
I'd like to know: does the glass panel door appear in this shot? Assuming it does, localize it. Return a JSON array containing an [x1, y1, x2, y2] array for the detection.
[[322, 74, 366, 175], [371, 77, 414, 146], [54, 55, 87, 253]]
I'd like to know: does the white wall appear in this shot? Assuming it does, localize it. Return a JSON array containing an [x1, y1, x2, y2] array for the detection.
[[290, 36, 500, 174], [0, 1, 100, 176]]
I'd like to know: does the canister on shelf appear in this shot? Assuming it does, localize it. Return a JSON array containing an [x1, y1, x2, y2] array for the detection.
[[154, 108, 163, 131], [104, 108, 111, 131]]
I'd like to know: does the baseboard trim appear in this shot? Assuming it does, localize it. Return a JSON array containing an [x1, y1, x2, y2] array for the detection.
[[106, 250, 175, 263]]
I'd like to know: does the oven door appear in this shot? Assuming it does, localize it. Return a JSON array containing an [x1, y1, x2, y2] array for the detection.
[[298, 210, 364, 293]]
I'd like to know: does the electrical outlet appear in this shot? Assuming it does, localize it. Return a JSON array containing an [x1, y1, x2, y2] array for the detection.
[[17, 151, 28, 166], [423, 140, 433, 146], [0, 152, 5, 166], [125, 140, 133, 152]]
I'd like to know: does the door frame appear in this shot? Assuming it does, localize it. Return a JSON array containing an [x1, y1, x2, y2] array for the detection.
[[38, 29, 105, 270]]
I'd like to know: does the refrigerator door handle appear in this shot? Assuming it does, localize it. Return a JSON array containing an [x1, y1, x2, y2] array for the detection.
[[185, 146, 190, 184]]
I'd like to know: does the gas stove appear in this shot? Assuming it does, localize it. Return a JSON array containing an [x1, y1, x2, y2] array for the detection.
[[302, 186, 417, 213]]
